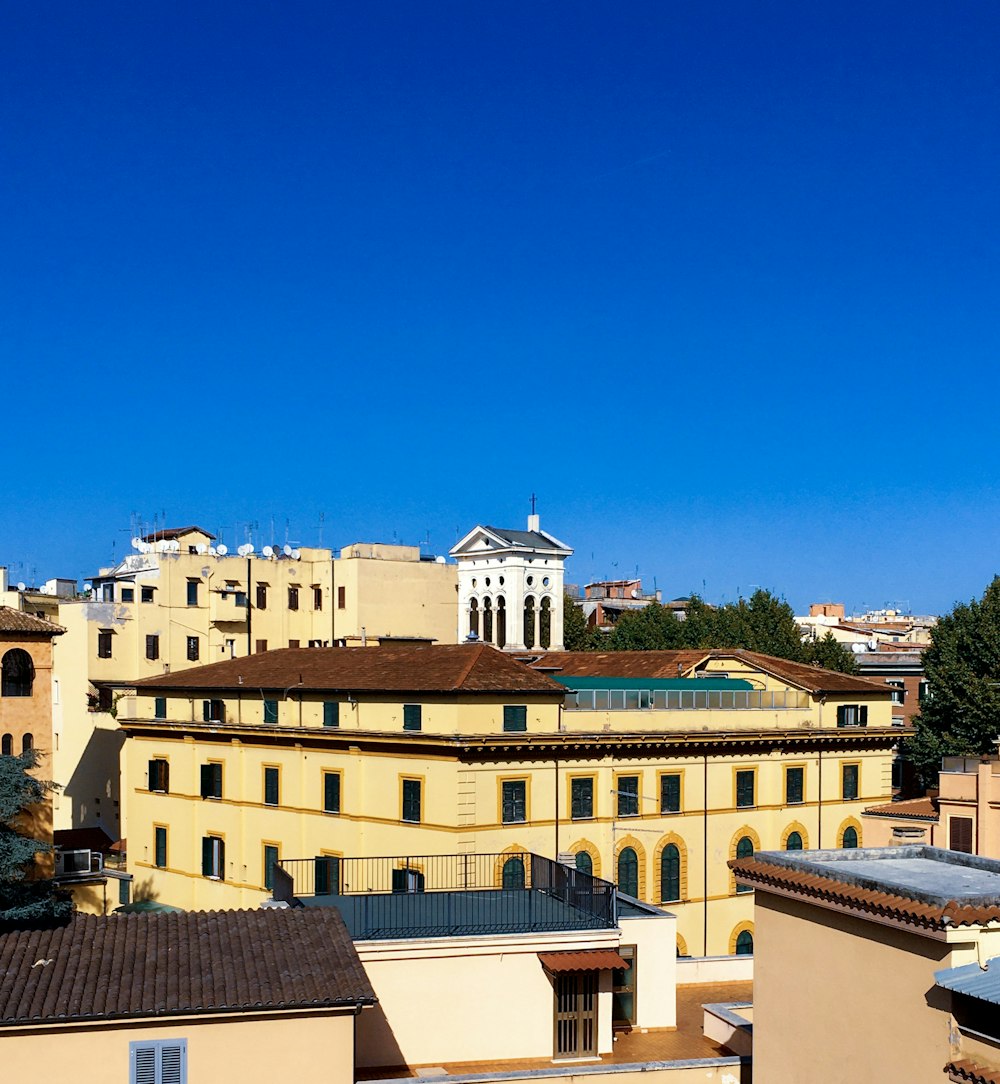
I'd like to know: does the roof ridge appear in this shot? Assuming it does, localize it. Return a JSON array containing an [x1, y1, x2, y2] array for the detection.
[[456, 642, 487, 687]]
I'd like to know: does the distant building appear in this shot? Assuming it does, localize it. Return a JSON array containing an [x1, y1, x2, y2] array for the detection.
[[580, 579, 662, 630]]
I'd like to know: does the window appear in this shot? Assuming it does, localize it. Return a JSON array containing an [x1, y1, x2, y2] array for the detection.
[[503, 705, 527, 732], [186, 636, 199, 662], [288, 640, 300, 649], [612, 945, 637, 1027], [502, 855, 526, 889], [735, 836, 753, 892], [323, 701, 339, 728], [1, 649, 34, 697], [264, 699, 278, 724], [836, 704, 868, 727], [785, 767, 804, 805], [919, 680, 930, 702], [571, 777, 594, 820], [324, 771, 341, 813], [21, 733, 32, 753], [154, 826, 167, 868], [102, 582, 114, 602], [886, 680, 905, 705], [141, 585, 155, 603], [148, 758, 169, 793], [338, 586, 346, 609], [660, 773, 681, 814], [313, 586, 323, 610], [618, 846, 639, 897], [842, 826, 859, 849], [403, 704, 422, 731], [263, 766, 280, 806], [129, 1039, 187, 1084], [842, 763, 859, 801], [736, 770, 755, 808], [288, 586, 299, 611], [202, 699, 225, 723], [154, 696, 167, 719], [263, 844, 279, 891], [575, 851, 593, 876], [502, 780, 527, 823], [121, 587, 134, 603], [785, 831, 803, 851], [315, 855, 340, 895], [950, 816, 974, 854], [661, 844, 681, 902], [97, 630, 113, 659], [255, 639, 268, 653], [187, 580, 199, 606], [202, 836, 225, 879], [402, 778, 421, 823], [145, 634, 159, 661], [1, 734, 11, 755], [200, 762, 222, 799], [617, 776, 639, 817], [256, 583, 268, 610], [735, 930, 754, 956]]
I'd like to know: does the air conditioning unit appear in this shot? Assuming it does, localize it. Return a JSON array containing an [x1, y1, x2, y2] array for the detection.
[[55, 849, 104, 877]]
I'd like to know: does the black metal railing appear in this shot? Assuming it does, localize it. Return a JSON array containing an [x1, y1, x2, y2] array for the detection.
[[276, 851, 617, 940]]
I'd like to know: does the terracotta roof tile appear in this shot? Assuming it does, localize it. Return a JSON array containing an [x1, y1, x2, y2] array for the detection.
[[946, 1060, 1000, 1084], [728, 650, 892, 695], [141, 525, 216, 542], [527, 651, 708, 678], [130, 643, 564, 695], [864, 797, 939, 820], [0, 908, 374, 1025], [0, 607, 64, 636]]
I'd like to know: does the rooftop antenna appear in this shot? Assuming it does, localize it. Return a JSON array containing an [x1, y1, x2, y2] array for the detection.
[[530, 493, 537, 515], [317, 512, 325, 547]]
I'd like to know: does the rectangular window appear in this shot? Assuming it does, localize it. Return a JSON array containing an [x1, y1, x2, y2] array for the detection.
[[154, 696, 166, 719], [617, 775, 639, 817], [288, 639, 300, 649], [264, 766, 280, 806], [403, 704, 422, 731], [886, 680, 905, 705], [950, 816, 974, 854], [263, 844, 279, 891], [660, 773, 681, 814], [154, 826, 167, 868], [129, 1039, 187, 1084], [202, 835, 225, 879], [313, 586, 323, 610], [101, 582, 114, 602], [263, 699, 278, 724], [256, 583, 268, 610], [256, 639, 268, 653], [919, 680, 930, 702], [315, 855, 340, 895], [502, 780, 527, 823], [202, 699, 225, 723], [842, 763, 859, 800], [612, 945, 638, 1027], [186, 636, 199, 662], [736, 770, 755, 808], [785, 767, 804, 805], [234, 591, 247, 607], [288, 586, 299, 611], [148, 758, 169, 793], [200, 762, 223, 800], [338, 585, 346, 609], [402, 778, 421, 823], [140, 585, 155, 603], [836, 704, 868, 727], [503, 705, 527, 732], [97, 630, 113, 659], [323, 701, 339, 728], [187, 580, 199, 606], [323, 771, 341, 813], [145, 634, 159, 661], [121, 587, 134, 603], [571, 777, 594, 820]]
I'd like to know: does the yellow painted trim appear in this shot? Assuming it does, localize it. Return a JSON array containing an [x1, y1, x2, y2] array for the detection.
[[321, 768, 343, 814], [613, 769, 643, 820], [652, 831, 688, 904], [261, 763, 281, 806], [614, 834, 646, 901], [837, 817, 863, 848], [676, 932, 689, 956], [566, 771, 597, 821], [729, 920, 754, 955], [732, 764, 758, 810], [567, 838, 601, 880], [497, 774, 531, 826], [783, 761, 807, 806], [399, 773, 425, 824], [841, 759, 861, 800], [655, 768, 685, 814], [780, 820, 809, 851], [729, 825, 761, 895]]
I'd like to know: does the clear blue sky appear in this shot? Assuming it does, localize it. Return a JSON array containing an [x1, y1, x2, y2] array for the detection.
[[2, 2, 999, 615]]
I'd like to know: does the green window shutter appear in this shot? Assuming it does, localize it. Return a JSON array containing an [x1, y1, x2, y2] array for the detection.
[[402, 779, 421, 822], [154, 697, 166, 719], [200, 764, 213, 798], [502, 781, 526, 823], [661, 843, 680, 901], [155, 827, 167, 868], [201, 836, 214, 877], [575, 851, 593, 876], [264, 699, 278, 724], [315, 856, 339, 895], [786, 768, 803, 805], [503, 705, 527, 732], [618, 847, 638, 897], [264, 767, 279, 806], [786, 831, 803, 851], [735, 836, 754, 893], [324, 772, 341, 813], [736, 771, 754, 808], [323, 701, 339, 728], [843, 764, 859, 800], [661, 774, 681, 813], [202, 700, 211, 722], [618, 776, 639, 817], [859, 705, 868, 726], [836, 705, 847, 727], [263, 845, 279, 891], [571, 777, 593, 819], [403, 704, 422, 731], [502, 856, 526, 889]]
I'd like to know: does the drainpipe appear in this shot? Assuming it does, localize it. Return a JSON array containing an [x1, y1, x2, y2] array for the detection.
[[818, 746, 823, 849], [554, 754, 559, 859], [703, 750, 709, 957], [246, 557, 253, 656]]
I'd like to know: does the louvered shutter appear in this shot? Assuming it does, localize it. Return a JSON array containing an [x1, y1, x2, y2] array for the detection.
[[202, 836, 214, 876], [200, 764, 213, 798], [160, 1042, 186, 1084], [132, 1045, 156, 1084]]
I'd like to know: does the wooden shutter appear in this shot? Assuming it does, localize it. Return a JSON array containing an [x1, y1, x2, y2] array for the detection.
[[950, 817, 974, 854], [661, 844, 680, 901], [403, 704, 422, 731], [503, 706, 527, 732], [200, 764, 213, 798], [737, 771, 754, 807], [402, 779, 421, 822], [264, 768, 279, 805], [786, 768, 803, 805], [323, 701, 338, 728], [324, 772, 340, 813], [155, 827, 167, 869], [661, 774, 680, 813], [202, 837, 214, 877]]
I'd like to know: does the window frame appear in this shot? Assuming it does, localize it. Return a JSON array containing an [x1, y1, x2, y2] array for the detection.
[[256, 583, 268, 610], [569, 775, 595, 820], [401, 776, 422, 823], [145, 634, 160, 661], [616, 773, 640, 818], [403, 704, 422, 731], [263, 765, 280, 806], [785, 765, 804, 806], [323, 701, 339, 728], [735, 769, 756, 809], [140, 585, 155, 603], [200, 761, 223, 800], [500, 778, 528, 824], [323, 770, 341, 814], [288, 586, 299, 611], [186, 579, 200, 607], [202, 834, 225, 879], [836, 704, 868, 727], [659, 771, 682, 814], [660, 843, 681, 903], [97, 629, 113, 659], [263, 842, 280, 891], [154, 825, 168, 869], [842, 762, 860, 801], [129, 1039, 187, 1084], [503, 705, 527, 732], [186, 635, 199, 662], [148, 758, 169, 794]]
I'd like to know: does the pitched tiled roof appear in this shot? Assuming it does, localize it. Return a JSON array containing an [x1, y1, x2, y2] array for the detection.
[[131, 643, 564, 695], [728, 650, 892, 695], [481, 526, 569, 552], [527, 651, 709, 677], [0, 908, 374, 1026], [945, 1060, 1000, 1084], [0, 607, 64, 636], [141, 525, 216, 542], [864, 797, 939, 821]]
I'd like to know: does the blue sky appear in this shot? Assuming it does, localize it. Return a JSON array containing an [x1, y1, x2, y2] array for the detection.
[[2, 2, 999, 614]]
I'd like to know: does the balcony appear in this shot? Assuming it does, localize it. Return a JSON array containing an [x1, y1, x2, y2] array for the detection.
[[274, 852, 618, 940]]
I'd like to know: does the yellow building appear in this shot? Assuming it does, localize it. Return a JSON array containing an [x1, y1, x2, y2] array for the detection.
[[118, 643, 898, 956]]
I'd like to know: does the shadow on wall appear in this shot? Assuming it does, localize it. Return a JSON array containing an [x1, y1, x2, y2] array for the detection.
[[62, 726, 125, 836], [355, 1001, 407, 1071]]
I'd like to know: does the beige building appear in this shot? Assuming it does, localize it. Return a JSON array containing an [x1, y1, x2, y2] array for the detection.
[[733, 845, 1000, 1084], [0, 906, 375, 1084], [116, 642, 897, 955]]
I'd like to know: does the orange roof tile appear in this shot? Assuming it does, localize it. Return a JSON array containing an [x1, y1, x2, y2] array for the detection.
[[864, 797, 939, 820], [0, 607, 64, 636], [946, 1060, 1000, 1084]]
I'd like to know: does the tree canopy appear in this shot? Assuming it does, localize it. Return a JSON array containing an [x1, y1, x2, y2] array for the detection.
[[0, 750, 72, 930], [907, 576, 1000, 787]]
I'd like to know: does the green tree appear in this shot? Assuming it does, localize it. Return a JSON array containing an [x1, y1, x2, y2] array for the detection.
[[607, 602, 690, 650], [907, 576, 1000, 787], [563, 595, 603, 651], [0, 750, 71, 930], [802, 631, 857, 674]]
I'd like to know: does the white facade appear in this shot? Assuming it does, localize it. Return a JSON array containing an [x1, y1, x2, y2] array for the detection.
[[450, 515, 573, 652]]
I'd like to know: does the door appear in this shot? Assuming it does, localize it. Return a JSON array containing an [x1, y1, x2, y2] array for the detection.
[[554, 972, 598, 1057]]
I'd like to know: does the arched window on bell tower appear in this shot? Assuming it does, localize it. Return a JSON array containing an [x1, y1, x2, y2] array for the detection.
[[496, 596, 506, 649], [523, 596, 536, 649], [483, 598, 493, 644], [469, 597, 479, 639], [540, 597, 552, 649]]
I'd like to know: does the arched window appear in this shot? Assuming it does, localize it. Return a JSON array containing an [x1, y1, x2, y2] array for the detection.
[[21, 733, 32, 754], [786, 831, 803, 851], [502, 856, 525, 889], [843, 826, 859, 849], [539, 597, 552, 649], [1, 649, 34, 697], [575, 851, 593, 876], [523, 596, 536, 649], [618, 847, 638, 898], [469, 598, 479, 638], [735, 836, 753, 893], [661, 843, 681, 902], [496, 596, 506, 649], [1, 734, 11, 756], [735, 930, 753, 955], [482, 598, 493, 644]]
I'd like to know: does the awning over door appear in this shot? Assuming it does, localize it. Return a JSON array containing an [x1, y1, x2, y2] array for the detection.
[[538, 949, 629, 972]]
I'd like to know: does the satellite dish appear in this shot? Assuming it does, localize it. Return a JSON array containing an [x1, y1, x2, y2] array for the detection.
[[131, 537, 143, 550], [631, 589, 639, 599], [216, 544, 228, 556], [283, 544, 292, 557], [245, 544, 255, 555], [196, 544, 208, 555], [83, 582, 92, 592], [291, 549, 301, 560], [262, 546, 274, 558], [237, 544, 248, 557], [16, 581, 26, 592], [208, 546, 216, 556], [435, 555, 446, 564]]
